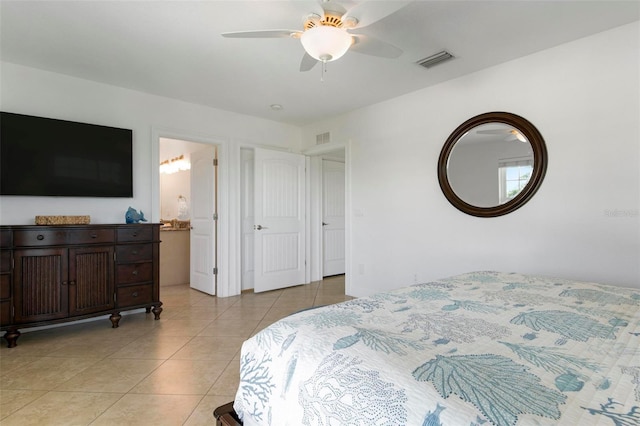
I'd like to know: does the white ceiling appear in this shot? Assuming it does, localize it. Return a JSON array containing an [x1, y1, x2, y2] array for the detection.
[[1, 1, 638, 126]]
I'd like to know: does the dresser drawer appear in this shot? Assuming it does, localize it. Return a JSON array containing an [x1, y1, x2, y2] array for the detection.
[[116, 284, 153, 307], [117, 226, 152, 243], [14, 228, 114, 247], [117, 262, 153, 285], [14, 229, 68, 246], [67, 228, 114, 245], [0, 230, 11, 248], [116, 244, 152, 263], [0, 251, 10, 272], [0, 274, 10, 299]]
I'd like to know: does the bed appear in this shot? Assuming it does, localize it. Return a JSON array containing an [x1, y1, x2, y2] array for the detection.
[[215, 271, 640, 425]]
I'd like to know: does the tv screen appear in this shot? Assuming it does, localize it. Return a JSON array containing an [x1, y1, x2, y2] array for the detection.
[[0, 112, 133, 197]]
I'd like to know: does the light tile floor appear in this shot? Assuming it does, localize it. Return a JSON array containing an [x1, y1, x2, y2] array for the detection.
[[0, 275, 351, 425]]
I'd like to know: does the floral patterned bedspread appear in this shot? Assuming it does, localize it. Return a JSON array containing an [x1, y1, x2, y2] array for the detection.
[[233, 271, 640, 426]]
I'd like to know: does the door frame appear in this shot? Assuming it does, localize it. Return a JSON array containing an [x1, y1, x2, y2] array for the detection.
[[151, 127, 237, 297], [152, 131, 353, 297], [303, 141, 352, 294]]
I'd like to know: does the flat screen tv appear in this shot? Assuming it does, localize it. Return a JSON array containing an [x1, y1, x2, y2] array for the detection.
[[1, 112, 133, 197]]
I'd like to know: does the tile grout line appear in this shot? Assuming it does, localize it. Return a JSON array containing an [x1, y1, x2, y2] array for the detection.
[[0, 277, 347, 424]]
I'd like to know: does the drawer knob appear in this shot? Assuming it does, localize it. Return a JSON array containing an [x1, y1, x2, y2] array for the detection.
[[132, 270, 138, 275], [132, 292, 138, 297], [132, 232, 138, 237], [132, 250, 139, 255], [90, 233, 97, 239], [37, 234, 45, 241]]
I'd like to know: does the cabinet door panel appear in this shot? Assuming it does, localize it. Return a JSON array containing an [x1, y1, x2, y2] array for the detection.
[[69, 246, 115, 316], [0, 300, 11, 326], [0, 274, 10, 299], [14, 248, 68, 323]]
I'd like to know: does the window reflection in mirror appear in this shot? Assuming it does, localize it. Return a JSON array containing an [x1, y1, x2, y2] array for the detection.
[[499, 158, 532, 204]]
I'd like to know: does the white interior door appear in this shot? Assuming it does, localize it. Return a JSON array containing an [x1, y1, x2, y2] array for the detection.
[[189, 146, 217, 295], [322, 159, 345, 276], [254, 148, 306, 293]]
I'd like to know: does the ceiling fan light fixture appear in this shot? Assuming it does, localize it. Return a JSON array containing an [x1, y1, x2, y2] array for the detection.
[[512, 130, 527, 143], [300, 26, 352, 62]]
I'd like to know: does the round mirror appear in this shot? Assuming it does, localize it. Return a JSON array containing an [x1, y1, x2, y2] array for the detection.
[[438, 112, 547, 217]]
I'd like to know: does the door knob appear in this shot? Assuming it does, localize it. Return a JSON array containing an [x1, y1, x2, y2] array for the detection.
[[322, 222, 329, 226], [254, 224, 268, 230]]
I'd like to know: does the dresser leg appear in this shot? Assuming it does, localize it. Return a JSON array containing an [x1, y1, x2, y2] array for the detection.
[[3, 328, 20, 348], [152, 302, 163, 320], [110, 312, 122, 328]]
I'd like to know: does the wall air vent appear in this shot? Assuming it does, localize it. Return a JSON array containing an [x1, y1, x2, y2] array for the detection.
[[316, 131, 331, 145], [416, 50, 454, 69]]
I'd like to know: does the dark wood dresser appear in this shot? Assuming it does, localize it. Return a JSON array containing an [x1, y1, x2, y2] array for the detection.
[[0, 223, 162, 347]]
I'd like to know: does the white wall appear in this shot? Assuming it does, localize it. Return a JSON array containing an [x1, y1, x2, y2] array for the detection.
[[0, 62, 302, 297], [3, 22, 638, 298], [302, 22, 640, 296], [0, 62, 301, 225]]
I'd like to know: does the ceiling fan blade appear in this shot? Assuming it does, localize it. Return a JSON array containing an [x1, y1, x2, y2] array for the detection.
[[300, 52, 318, 72], [476, 129, 514, 135], [350, 34, 402, 58], [342, 1, 411, 29], [221, 30, 301, 38], [477, 129, 528, 142], [311, 0, 329, 17]]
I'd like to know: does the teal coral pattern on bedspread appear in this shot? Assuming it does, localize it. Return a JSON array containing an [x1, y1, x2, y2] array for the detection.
[[234, 271, 640, 425]]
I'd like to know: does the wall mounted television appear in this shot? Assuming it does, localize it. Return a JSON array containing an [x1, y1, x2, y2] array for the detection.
[[0, 112, 133, 197]]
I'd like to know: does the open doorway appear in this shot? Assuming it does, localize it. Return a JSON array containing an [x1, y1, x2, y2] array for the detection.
[[159, 137, 218, 295], [304, 142, 348, 290], [322, 158, 345, 277]]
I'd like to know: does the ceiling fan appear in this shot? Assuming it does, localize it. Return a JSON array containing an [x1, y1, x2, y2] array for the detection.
[[476, 128, 528, 143], [222, 0, 409, 72]]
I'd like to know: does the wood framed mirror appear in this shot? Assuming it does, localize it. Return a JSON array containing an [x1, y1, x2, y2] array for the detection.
[[438, 112, 548, 217]]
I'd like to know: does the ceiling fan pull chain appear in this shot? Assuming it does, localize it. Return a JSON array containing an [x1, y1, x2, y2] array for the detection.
[[321, 61, 326, 82]]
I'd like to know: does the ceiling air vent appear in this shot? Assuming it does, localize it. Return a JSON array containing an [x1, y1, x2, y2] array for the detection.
[[417, 50, 454, 69], [316, 131, 331, 145]]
